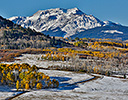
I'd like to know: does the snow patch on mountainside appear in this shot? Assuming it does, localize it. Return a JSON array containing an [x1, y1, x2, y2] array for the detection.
[[103, 21, 115, 26], [9, 16, 19, 21], [102, 30, 123, 34]]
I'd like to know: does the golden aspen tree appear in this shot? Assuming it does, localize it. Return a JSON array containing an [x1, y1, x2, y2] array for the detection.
[[48, 80, 52, 88], [37, 74, 41, 82], [7, 72, 11, 80], [46, 76, 50, 80], [36, 83, 42, 89], [54, 51, 56, 55], [1, 77, 4, 84], [51, 51, 53, 54], [2, 73, 6, 83], [126, 43, 128, 47], [16, 80, 20, 91], [32, 78, 36, 88], [48, 54, 52, 61], [19, 72, 24, 80], [25, 82, 30, 90], [52, 55, 56, 61], [93, 66, 99, 74], [20, 80, 24, 89], [42, 74, 46, 80], [11, 72, 15, 82], [41, 55, 44, 59], [52, 79, 56, 88], [64, 52, 67, 55], [56, 81, 59, 88], [56, 54, 60, 60], [62, 56, 65, 61]]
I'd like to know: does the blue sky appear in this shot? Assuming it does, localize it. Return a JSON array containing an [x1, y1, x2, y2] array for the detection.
[[0, 0, 128, 26]]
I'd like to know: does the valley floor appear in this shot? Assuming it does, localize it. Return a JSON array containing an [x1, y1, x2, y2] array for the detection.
[[12, 75, 128, 100], [0, 54, 128, 100]]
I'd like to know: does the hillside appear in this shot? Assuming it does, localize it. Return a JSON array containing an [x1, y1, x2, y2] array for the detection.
[[9, 8, 128, 40], [70, 25, 128, 40], [0, 16, 68, 49]]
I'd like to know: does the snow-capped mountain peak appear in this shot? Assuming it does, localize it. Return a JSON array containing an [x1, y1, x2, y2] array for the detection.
[[9, 8, 124, 38]]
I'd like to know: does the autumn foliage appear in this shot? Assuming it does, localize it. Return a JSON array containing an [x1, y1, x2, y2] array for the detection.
[[0, 63, 59, 91]]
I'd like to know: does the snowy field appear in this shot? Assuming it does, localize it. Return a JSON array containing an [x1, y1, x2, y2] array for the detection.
[[0, 54, 128, 100], [2, 54, 67, 68], [39, 69, 93, 84], [0, 85, 21, 100], [0, 69, 93, 100], [12, 76, 128, 100]]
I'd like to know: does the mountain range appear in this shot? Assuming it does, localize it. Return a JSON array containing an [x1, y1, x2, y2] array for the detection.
[[9, 8, 128, 40]]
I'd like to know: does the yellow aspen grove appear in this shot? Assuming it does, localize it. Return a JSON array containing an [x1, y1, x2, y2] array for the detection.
[[16, 80, 20, 91], [0, 63, 60, 90]]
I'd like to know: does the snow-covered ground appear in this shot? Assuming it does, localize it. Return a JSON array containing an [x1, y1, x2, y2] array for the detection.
[[39, 69, 93, 84], [74, 76, 128, 100], [0, 85, 21, 100], [0, 68, 93, 100], [2, 54, 66, 68], [12, 76, 128, 100], [0, 54, 93, 99]]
